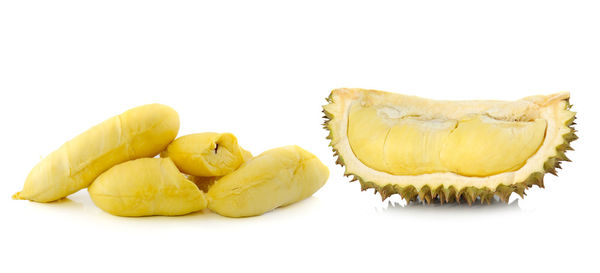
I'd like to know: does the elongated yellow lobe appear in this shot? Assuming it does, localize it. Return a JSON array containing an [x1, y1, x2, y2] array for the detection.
[[88, 158, 207, 217], [348, 103, 546, 177], [440, 115, 547, 176], [14, 104, 180, 202], [162, 132, 247, 177], [207, 145, 329, 218]]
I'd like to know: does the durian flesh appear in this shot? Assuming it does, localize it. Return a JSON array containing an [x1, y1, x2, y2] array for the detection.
[[162, 133, 248, 177], [349, 103, 547, 177], [323, 88, 576, 204], [207, 146, 329, 217], [88, 158, 207, 217], [14, 104, 180, 203]]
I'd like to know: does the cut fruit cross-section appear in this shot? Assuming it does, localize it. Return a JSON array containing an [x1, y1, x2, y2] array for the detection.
[[323, 88, 577, 204]]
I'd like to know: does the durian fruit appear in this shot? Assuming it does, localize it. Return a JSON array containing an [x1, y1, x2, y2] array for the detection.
[[14, 104, 180, 203], [323, 88, 577, 204], [207, 146, 329, 217], [88, 158, 207, 217], [161, 133, 251, 177]]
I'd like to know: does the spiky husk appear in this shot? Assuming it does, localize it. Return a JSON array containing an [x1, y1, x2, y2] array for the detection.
[[323, 94, 577, 205]]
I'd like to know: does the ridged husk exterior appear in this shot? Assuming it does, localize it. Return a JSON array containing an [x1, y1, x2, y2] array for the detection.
[[323, 90, 577, 205]]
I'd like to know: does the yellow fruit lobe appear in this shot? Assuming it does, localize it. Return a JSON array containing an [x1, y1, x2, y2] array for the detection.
[[348, 103, 546, 177], [162, 133, 246, 177], [440, 115, 547, 176], [88, 158, 207, 217], [14, 104, 180, 202], [207, 146, 329, 218]]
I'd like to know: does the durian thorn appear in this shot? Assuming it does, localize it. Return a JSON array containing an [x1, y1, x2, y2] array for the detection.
[[466, 187, 478, 205], [431, 185, 443, 201], [455, 189, 465, 205], [464, 195, 473, 206], [418, 186, 431, 204], [514, 184, 526, 199], [359, 181, 369, 191], [379, 184, 394, 201], [496, 185, 512, 203]]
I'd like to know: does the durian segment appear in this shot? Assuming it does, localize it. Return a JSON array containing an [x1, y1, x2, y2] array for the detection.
[[14, 104, 180, 203], [323, 88, 576, 203], [347, 104, 393, 173], [162, 133, 247, 177], [440, 115, 547, 176], [348, 101, 547, 177], [386, 118, 456, 174], [88, 158, 207, 217], [348, 103, 546, 177], [348, 103, 454, 175], [207, 146, 329, 218]]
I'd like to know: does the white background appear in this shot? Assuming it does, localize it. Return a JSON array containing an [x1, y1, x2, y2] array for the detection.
[[1, 1, 598, 272]]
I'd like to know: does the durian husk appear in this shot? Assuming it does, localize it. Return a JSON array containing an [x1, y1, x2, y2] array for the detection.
[[323, 88, 577, 205]]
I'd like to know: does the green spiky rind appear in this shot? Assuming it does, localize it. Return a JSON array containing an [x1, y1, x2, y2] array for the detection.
[[323, 95, 577, 205]]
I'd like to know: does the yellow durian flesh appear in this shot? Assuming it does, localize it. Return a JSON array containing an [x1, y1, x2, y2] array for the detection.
[[14, 104, 180, 202], [440, 115, 547, 176], [348, 103, 547, 177], [207, 146, 329, 218], [348, 104, 454, 175], [88, 158, 207, 217], [162, 133, 247, 177]]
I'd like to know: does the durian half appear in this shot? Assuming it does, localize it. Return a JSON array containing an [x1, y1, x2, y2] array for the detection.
[[323, 88, 577, 204]]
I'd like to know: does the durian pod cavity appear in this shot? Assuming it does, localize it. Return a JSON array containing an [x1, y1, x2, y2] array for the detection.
[[207, 145, 329, 218], [14, 104, 180, 202], [88, 158, 208, 217], [162, 132, 249, 177]]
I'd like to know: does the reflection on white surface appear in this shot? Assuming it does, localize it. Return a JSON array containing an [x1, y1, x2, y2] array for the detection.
[[13, 190, 329, 224], [386, 196, 519, 209], [381, 197, 521, 216], [351, 186, 523, 213]]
